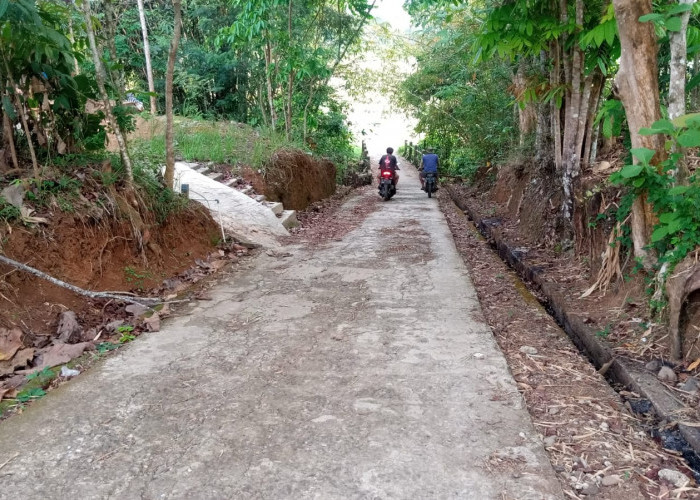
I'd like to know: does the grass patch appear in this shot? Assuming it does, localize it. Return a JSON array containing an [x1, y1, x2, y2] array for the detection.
[[132, 118, 303, 169]]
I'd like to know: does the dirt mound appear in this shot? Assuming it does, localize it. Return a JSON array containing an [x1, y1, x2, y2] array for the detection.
[[263, 149, 336, 210], [0, 204, 220, 334]]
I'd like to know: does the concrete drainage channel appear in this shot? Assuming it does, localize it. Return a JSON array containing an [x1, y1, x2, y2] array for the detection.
[[446, 186, 700, 480], [191, 163, 298, 229]]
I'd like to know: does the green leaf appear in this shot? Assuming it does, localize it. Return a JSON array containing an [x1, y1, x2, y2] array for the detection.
[[603, 116, 613, 138], [0, 0, 9, 18], [630, 147, 655, 165], [594, 25, 605, 46], [665, 16, 683, 32], [633, 177, 646, 188], [1, 95, 15, 120], [672, 112, 700, 127], [604, 21, 617, 45], [678, 129, 700, 147], [667, 218, 683, 234], [621, 164, 643, 178], [652, 226, 669, 242], [639, 13, 664, 23], [687, 72, 700, 93], [659, 212, 680, 224], [669, 185, 689, 195], [667, 4, 693, 15], [650, 118, 676, 134]]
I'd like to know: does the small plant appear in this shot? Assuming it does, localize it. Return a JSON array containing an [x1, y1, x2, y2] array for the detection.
[[119, 333, 136, 343], [25, 366, 54, 382], [96, 341, 119, 354], [0, 197, 20, 222], [16, 387, 46, 403], [124, 267, 151, 290], [596, 324, 612, 339], [117, 325, 136, 343]]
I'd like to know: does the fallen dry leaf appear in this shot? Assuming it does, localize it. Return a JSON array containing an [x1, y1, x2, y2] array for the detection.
[[688, 358, 700, 372], [0, 348, 35, 376], [143, 313, 161, 332], [0, 328, 23, 361], [24, 342, 93, 373]]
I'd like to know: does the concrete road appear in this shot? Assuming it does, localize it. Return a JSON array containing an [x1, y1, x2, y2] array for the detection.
[[0, 163, 563, 499]]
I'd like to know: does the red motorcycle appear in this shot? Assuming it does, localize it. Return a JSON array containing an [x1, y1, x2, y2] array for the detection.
[[378, 168, 396, 201]]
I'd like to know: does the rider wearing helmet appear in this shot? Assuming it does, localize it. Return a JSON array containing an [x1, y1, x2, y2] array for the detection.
[[378, 147, 399, 186], [420, 147, 439, 191]]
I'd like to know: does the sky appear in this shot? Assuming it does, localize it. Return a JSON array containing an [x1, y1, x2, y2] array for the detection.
[[373, 0, 412, 33], [337, 0, 418, 158]]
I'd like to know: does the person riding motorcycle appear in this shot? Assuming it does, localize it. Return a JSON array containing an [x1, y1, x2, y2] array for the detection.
[[420, 147, 439, 191], [378, 147, 399, 187]]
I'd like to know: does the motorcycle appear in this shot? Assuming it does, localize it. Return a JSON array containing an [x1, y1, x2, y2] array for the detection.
[[424, 172, 438, 198], [378, 168, 396, 201]]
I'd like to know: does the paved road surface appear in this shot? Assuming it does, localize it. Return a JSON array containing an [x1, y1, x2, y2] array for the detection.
[[0, 163, 563, 499]]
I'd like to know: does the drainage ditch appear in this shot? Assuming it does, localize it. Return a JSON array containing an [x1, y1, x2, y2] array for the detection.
[[447, 187, 700, 482]]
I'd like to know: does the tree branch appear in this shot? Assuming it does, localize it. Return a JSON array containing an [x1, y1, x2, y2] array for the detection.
[[0, 254, 162, 306]]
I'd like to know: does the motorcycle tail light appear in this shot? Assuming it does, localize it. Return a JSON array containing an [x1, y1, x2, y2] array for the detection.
[[382, 171, 392, 177]]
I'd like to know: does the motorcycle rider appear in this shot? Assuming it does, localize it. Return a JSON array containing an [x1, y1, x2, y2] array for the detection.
[[420, 147, 439, 191], [378, 147, 399, 187]]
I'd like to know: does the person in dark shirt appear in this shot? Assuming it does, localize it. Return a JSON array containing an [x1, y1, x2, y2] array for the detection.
[[378, 147, 399, 186], [420, 148, 439, 191]]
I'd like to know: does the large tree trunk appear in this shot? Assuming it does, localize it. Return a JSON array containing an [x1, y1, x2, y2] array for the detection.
[[560, 0, 585, 220], [668, 0, 694, 183], [137, 0, 158, 115], [669, 0, 694, 120], [164, 0, 182, 189], [81, 0, 134, 185], [613, 0, 664, 269]]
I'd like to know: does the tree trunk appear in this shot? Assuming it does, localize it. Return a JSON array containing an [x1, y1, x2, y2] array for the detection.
[[668, 0, 694, 183], [68, 16, 80, 75], [137, 0, 157, 115], [81, 0, 134, 184], [1, 98, 18, 170], [285, 0, 293, 140], [535, 51, 552, 167], [164, 0, 182, 190], [551, 40, 563, 172], [2, 59, 39, 179], [515, 59, 536, 145], [613, 0, 664, 269], [258, 83, 269, 127], [668, 0, 694, 120], [583, 73, 605, 169], [264, 40, 277, 131], [560, 0, 585, 220], [103, 0, 125, 100]]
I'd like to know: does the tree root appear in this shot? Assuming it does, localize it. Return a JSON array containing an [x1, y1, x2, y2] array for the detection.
[[581, 221, 626, 298], [0, 254, 162, 306]]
